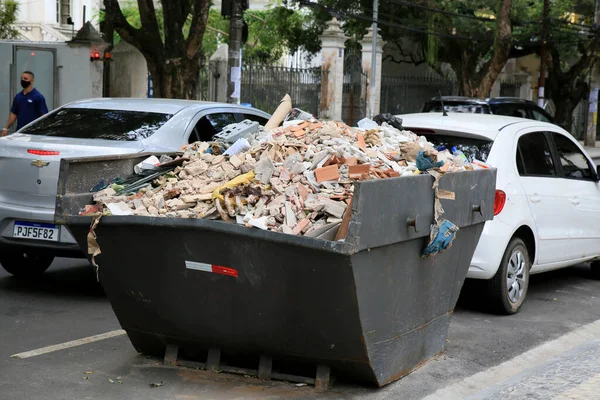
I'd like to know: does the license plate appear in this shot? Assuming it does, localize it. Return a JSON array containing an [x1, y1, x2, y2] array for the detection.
[[13, 222, 59, 242]]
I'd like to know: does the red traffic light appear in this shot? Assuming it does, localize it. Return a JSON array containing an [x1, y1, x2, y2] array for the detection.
[[90, 51, 102, 62]]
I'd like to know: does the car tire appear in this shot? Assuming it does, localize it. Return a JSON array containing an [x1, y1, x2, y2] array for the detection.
[[0, 251, 54, 277], [487, 238, 530, 315], [590, 261, 600, 280]]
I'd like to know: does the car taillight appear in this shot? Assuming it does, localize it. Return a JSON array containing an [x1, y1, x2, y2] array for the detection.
[[494, 190, 506, 216], [27, 149, 60, 156]]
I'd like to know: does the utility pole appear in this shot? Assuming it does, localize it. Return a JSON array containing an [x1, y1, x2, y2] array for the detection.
[[100, 9, 114, 98], [227, 0, 244, 104], [369, 0, 378, 118], [537, 0, 549, 109]]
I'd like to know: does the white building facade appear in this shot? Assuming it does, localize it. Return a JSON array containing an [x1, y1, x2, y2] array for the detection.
[[14, 0, 102, 42]]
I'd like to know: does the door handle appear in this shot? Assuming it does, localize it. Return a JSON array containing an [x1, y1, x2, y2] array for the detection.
[[570, 197, 580, 205], [530, 194, 541, 203]]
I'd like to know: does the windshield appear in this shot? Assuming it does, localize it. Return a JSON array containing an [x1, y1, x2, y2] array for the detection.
[[423, 101, 489, 114], [20, 108, 173, 141], [421, 134, 493, 162]]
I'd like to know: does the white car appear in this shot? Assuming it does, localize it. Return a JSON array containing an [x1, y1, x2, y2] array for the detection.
[[398, 113, 600, 314]]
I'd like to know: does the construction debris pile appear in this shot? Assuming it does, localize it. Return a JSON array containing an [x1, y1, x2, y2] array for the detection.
[[84, 117, 487, 242]]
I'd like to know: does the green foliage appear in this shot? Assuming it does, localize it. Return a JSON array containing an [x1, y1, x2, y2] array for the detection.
[[99, 3, 163, 45], [200, 9, 229, 56], [202, 5, 321, 63], [0, 0, 18, 40], [101, 4, 316, 63], [293, 0, 596, 66]]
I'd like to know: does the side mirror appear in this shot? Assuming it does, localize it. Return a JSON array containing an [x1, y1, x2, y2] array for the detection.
[[596, 165, 600, 181]]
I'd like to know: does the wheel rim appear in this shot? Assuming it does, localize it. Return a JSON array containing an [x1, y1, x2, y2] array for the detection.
[[506, 250, 527, 304]]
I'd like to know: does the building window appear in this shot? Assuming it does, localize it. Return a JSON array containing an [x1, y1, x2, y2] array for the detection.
[[57, 0, 71, 25]]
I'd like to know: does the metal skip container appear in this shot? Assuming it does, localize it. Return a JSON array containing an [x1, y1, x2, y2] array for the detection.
[[56, 153, 496, 387]]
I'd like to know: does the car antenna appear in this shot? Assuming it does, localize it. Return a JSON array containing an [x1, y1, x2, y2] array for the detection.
[[439, 91, 448, 116]]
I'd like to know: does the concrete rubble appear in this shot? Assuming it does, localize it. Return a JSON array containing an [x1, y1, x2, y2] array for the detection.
[[84, 119, 484, 240]]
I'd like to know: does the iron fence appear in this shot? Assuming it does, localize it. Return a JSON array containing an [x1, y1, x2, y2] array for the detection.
[[380, 74, 456, 115], [499, 80, 522, 98], [195, 66, 216, 101], [342, 54, 367, 127], [241, 64, 323, 115]]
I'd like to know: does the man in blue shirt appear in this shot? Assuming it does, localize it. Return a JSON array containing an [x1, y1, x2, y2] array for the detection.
[[2, 71, 48, 136]]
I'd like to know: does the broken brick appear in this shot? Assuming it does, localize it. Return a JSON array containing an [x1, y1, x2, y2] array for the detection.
[[348, 164, 371, 179], [323, 155, 339, 167], [292, 218, 310, 235], [356, 134, 367, 150], [293, 130, 306, 138], [314, 165, 340, 183], [384, 169, 401, 178], [323, 202, 346, 218], [342, 157, 358, 166], [295, 184, 308, 201], [229, 154, 243, 168]]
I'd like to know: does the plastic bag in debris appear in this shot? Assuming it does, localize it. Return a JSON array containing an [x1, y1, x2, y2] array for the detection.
[[285, 107, 314, 122], [223, 138, 251, 156], [422, 219, 459, 258], [373, 113, 404, 131], [416, 150, 444, 171], [357, 118, 379, 130], [134, 155, 160, 174]]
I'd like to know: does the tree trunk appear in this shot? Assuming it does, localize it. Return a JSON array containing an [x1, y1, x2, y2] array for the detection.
[[452, 52, 477, 97], [473, 0, 512, 97], [553, 96, 576, 131], [445, 0, 512, 98], [104, 0, 211, 99], [548, 74, 588, 132], [147, 56, 201, 99], [547, 45, 598, 133]]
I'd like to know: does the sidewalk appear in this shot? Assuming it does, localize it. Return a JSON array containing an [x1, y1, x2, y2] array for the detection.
[[423, 318, 600, 400]]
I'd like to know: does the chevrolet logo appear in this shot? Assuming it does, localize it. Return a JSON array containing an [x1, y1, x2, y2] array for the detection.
[[31, 160, 50, 168]]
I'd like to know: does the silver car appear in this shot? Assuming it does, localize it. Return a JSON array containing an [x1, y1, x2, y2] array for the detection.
[[0, 98, 271, 277]]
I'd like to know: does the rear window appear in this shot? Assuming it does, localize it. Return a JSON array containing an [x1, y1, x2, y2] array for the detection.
[[421, 133, 493, 162], [423, 102, 488, 114], [20, 108, 173, 141], [490, 104, 528, 119]]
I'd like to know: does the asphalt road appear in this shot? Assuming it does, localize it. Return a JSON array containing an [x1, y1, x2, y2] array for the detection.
[[1, 258, 600, 400]]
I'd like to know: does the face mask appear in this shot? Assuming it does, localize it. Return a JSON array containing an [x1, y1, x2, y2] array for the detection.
[[20, 80, 31, 89]]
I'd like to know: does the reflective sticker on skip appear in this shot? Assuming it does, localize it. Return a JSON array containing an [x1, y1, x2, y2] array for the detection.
[[185, 261, 238, 278]]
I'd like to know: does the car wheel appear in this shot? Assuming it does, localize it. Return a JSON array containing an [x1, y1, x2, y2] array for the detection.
[[0, 251, 54, 277], [488, 238, 530, 315], [590, 261, 600, 280]]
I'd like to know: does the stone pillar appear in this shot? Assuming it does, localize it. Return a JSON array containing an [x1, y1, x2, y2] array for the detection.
[[520, 75, 534, 101], [490, 79, 502, 98], [210, 44, 229, 103], [361, 27, 384, 117], [319, 19, 348, 121]]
